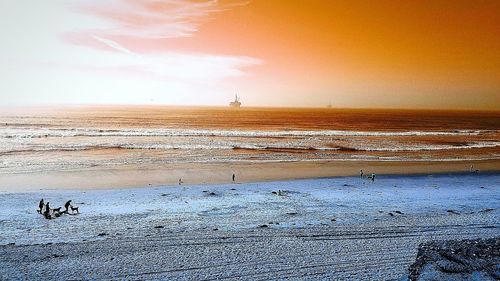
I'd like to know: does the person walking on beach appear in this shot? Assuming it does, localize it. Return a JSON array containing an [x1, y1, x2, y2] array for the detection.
[[43, 202, 51, 219], [371, 173, 376, 182], [232, 173, 236, 183], [38, 199, 44, 214], [360, 170, 364, 178], [64, 200, 72, 213], [470, 165, 479, 173], [178, 178, 183, 185]]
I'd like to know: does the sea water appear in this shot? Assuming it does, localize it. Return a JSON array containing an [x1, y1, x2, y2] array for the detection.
[[0, 106, 499, 173]]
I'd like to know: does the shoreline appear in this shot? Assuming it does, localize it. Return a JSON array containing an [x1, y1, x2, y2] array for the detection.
[[1, 159, 499, 192]]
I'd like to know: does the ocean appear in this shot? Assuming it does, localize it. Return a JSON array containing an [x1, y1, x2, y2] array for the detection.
[[1, 106, 499, 174]]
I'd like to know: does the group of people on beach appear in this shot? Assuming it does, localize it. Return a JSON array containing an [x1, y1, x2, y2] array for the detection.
[[358, 164, 479, 183], [359, 169, 376, 182], [37, 199, 79, 219]]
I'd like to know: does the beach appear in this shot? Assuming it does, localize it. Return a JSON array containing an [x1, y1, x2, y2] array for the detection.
[[1, 106, 499, 280], [1, 172, 499, 280], [1, 159, 499, 192], [3, 0, 500, 279]]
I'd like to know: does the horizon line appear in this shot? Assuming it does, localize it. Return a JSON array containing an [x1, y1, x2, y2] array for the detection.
[[1, 103, 499, 113]]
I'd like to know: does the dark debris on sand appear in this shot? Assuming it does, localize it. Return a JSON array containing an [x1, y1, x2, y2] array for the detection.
[[408, 237, 500, 281], [447, 209, 460, 215]]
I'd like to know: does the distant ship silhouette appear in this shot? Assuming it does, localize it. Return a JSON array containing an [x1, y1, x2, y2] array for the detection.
[[229, 94, 241, 108]]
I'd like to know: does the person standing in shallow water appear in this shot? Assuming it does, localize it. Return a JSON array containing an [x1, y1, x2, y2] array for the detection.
[[232, 173, 235, 183], [360, 170, 364, 178]]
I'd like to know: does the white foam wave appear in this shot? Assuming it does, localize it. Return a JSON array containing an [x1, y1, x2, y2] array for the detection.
[[1, 141, 498, 155], [348, 142, 500, 152], [0, 127, 494, 138]]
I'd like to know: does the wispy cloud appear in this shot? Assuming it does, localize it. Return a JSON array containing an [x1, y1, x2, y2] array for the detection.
[[78, 0, 248, 39], [92, 35, 134, 54], [62, 0, 259, 83], [0, 0, 258, 105], [86, 35, 260, 82]]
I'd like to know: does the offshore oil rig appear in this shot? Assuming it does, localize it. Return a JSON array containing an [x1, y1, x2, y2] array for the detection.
[[229, 94, 241, 108]]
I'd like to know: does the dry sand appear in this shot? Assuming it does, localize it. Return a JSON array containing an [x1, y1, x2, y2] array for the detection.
[[0, 173, 499, 280], [2, 219, 498, 281], [1, 159, 499, 192]]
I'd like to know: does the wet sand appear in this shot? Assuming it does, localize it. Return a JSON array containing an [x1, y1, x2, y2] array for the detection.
[[1, 159, 499, 192]]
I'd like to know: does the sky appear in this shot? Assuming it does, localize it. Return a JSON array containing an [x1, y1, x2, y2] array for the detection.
[[0, 0, 499, 109]]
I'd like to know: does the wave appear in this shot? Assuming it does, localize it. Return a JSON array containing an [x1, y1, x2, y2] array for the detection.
[[0, 127, 496, 139], [1, 141, 499, 155], [0, 143, 339, 154], [338, 142, 500, 152], [233, 142, 500, 152]]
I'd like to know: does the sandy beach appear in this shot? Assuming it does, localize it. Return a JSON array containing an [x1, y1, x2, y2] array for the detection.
[[1, 172, 498, 280], [1, 159, 499, 192], [1, 106, 499, 280]]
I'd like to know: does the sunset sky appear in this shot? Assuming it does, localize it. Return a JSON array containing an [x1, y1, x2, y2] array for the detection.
[[1, 0, 499, 109]]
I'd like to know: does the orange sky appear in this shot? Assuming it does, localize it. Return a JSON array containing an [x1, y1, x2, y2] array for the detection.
[[171, 0, 500, 109], [1, 0, 499, 109]]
